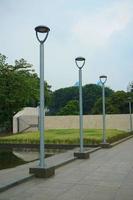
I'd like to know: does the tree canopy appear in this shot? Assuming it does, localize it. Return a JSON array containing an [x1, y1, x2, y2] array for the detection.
[[83, 84, 113, 114], [48, 84, 132, 116], [48, 84, 114, 115], [57, 100, 79, 115], [92, 91, 133, 114], [0, 54, 51, 132], [49, 86, 79, 115]]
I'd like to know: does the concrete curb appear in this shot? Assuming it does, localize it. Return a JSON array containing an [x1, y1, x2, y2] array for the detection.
[[0, 175, 34, 193], [111, 134, 133, 147], [89, 147, 102, 153], [54, 157, 76, 169], [50, 147, 101, 169]]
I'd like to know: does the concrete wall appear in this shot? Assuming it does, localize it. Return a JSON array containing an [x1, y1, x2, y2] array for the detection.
[[13, 114, 132, 133]]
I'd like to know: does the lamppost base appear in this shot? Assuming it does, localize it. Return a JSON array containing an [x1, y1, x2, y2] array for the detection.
[[100, 142, 112, 148], [74, 151, 90, 159], [29, 166, 55, 178]]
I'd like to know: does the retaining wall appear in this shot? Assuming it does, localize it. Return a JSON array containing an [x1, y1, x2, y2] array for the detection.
[[13, 114, 132, 133]]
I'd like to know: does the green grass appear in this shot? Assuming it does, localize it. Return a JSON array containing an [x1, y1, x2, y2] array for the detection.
[[0, 129, 130, 145]]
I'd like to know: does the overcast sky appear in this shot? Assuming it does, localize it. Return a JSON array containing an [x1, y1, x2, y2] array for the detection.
[[0, 0, 133, 91]]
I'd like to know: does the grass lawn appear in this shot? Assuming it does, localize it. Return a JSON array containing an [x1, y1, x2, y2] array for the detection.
[[0, 129, 130, 145]]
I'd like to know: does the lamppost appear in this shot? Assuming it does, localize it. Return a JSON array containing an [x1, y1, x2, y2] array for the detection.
[[128, 97, 132, 132], [29, 25, 54, 178], [75, 57, 85, 153], [99, 75, 107, 144], [35, 25, 50, 168]]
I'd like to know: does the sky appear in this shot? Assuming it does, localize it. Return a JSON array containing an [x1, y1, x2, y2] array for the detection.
[[0, 0, 133, 91]]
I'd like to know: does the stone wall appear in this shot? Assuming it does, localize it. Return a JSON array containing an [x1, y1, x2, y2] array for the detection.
[[13, 114, 132, 133]]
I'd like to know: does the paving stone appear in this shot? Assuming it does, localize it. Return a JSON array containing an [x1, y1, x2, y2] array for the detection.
[[1, 139, 133, 200]]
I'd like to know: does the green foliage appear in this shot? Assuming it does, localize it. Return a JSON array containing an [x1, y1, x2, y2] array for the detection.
[[58, 100, 79, 115], [49, 84, 114, 115], [83, 84, 113, 114], [92, 90, 133, 114], [83, 84, 101, 114], [50, 84, 132, 115], [106, 91, 131, 114], [0, 53, 52, 132], [91, 85, 115, 114], [49, 86, 79, 115], [92, 97, 102, 114]]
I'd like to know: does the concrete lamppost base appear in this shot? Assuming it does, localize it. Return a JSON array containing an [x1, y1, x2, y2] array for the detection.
[[29, 167, 55, 178], [74, 151, 90, 159], [100, 142, 112, 148]]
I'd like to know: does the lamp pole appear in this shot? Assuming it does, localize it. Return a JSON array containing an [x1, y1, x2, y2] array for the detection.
[[35, 25, 50, 168], [99, 75, 107, 144], [75, 57, 85, 153], [128, 97, 132, 132]]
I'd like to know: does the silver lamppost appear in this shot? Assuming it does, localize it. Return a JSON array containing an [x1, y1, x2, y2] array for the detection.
[[35, 25, 50, 168], [29, 25, 54, 178], [128, 97, 132, 132], [99, 75, 107, 144], [75, 57, 85, 153]]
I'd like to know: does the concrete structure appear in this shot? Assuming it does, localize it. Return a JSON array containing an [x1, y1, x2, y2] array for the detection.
[[13, 107, 133, 133], [13, 107, 39, 133]]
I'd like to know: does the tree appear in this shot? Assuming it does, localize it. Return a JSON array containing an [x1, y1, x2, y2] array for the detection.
[[92, 90, 133, 114], [48, 84, 114, 115], [83, 84, 100, 114], [0, 54, 51, 132], [92, 97, 102, 114], [49, 86, 79, 115], [83, 84, 113, 114], [57, 100, 79, 115], [106, 91, 131, 114]]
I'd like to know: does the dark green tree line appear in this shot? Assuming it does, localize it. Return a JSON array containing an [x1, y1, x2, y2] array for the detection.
[[57, 100, 79, 115], [48, 84, 114, 115], [49, 86, 79, 115], [83, 84, 113, 114], [48, 84, 132, 116], [92, 91, 133, 114]]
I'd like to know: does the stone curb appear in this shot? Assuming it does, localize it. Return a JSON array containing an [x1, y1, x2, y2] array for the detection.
[[89, 147, 102, 153], [111, 134, 133, 147], [0, 175, 34, 193], [52, 147, 101, 169]]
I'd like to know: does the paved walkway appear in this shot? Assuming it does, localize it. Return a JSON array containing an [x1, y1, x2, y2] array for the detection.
[[0, 147, 99, 192], [0, 138, 133, 200]]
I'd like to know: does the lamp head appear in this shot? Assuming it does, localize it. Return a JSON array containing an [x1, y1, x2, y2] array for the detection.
[[35, 25, 50, 33], [99, 75, 107, 84], [75, 56, 85, 69], [35, 25, 50, 43]]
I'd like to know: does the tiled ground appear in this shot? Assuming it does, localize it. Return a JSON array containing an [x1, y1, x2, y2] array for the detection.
[[1, 139, 133, 200]]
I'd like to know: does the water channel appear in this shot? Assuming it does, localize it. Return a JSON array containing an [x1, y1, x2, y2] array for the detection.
[[0, 148, 66, 170]]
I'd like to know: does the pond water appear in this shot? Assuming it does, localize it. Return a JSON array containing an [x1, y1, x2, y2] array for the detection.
[[0, 148, 66, 170]]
